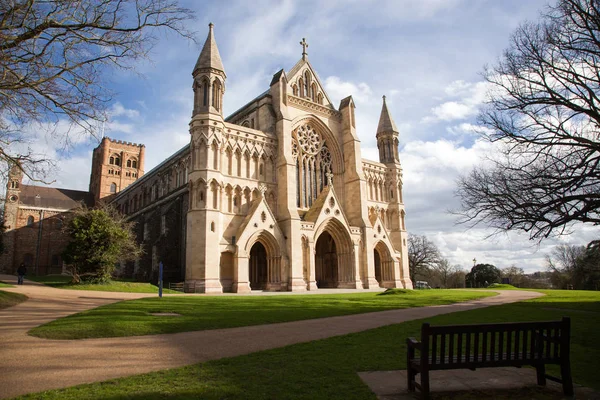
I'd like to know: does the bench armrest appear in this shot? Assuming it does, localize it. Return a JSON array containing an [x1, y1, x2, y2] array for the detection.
[[407, 337, 421, 350]]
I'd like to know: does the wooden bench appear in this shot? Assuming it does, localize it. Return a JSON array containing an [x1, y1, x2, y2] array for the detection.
[[406, 317, 573, 399]]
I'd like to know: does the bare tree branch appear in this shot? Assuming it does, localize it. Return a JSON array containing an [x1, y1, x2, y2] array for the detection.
[[0, 0, 196, 183]]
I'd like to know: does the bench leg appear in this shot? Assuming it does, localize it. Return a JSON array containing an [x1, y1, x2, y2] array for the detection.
[[421, 369, 430, 400], [536, 363, 546, 386], [407, 366, 416, 392], [561, 361, 574, 396]]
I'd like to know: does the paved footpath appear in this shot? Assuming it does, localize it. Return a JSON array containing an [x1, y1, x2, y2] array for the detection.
[[0, 274, 543, 399]]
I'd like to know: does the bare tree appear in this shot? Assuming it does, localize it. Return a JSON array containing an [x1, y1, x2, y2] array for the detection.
[[430, 259, 453, 288], [407, 234, 442, 281], [501, 265, 526, 287], [0, 0, 195, 183], [456, 0, 600, 240]]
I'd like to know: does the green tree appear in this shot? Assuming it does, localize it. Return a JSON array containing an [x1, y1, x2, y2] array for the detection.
[[466, 263, 501, 288], [547, 241, 600, 289], [62, 205, 142, 283]]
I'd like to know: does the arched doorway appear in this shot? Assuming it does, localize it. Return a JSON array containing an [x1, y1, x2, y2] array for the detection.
[[249, 242, 268, 290], [374, 249, 382, 286], [374, 241, 395, 288], [315, 231, 338, 288]]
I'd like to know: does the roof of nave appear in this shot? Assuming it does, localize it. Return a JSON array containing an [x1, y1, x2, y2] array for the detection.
[[19, 185, 93, 210], [194, 23, 225, 76], [112, 144, 190, 202], [225, 89, 270, 124]]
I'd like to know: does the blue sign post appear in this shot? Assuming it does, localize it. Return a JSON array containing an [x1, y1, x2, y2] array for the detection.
[[158, 261, 163, 298]]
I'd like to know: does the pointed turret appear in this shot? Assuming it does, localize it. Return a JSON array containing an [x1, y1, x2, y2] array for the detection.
[[376, 96, 400, 164], [192, 23, 226, 117], [193, 23, 225, 76]]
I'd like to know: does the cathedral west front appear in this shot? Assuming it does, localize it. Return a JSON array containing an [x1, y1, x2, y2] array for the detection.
[[2, 24, 412, 292]]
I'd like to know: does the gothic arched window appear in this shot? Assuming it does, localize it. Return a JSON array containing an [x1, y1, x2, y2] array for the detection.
[[110, 183, 117, 193], [202, 78, 209, 106], [212, 79, 222, 111], [292, 123, 332, 208], [27, 216, 34, 226], [304, 71, 311, 97]]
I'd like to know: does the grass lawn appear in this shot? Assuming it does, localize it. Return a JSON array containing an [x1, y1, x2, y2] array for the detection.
[[29, 289, 495, 339], [20, 289, 600, 400], [27, 274, 181, 294], [0, 281, 14, 288], [0, 290, 27, 309]]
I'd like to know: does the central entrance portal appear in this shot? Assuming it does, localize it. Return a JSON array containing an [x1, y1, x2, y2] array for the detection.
[[249, 242, 267, 290], [315, 231, 338, 288]]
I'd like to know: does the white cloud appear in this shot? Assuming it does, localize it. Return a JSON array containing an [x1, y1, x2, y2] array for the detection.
[[324, 76, 373, 104], [446, 122, 493, 136], [109, 102, 140, 119], [424, 80, 490, 123]]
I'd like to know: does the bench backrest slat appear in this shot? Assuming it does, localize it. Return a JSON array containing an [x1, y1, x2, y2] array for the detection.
[[553, 328, 560, 359], [499, 330, 504, 361], [466, 332, 472, 362], [440, 333, 446, 365], [457, 332, 463, 363], [448, 333, 454, 364], [474, 331, 480, 362]]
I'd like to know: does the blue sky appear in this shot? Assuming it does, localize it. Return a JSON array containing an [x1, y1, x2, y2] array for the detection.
[[33, 0, 598, 272]]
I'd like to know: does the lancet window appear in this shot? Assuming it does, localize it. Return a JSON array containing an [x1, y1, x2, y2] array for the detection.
[[292, 124, 332, 208]]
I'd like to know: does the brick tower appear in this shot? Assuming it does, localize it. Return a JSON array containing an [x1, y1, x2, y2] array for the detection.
[[89, 137, 145, 203]]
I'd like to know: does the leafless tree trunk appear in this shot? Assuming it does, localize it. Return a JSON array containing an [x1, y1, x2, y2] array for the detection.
[[456, 0, 600, 240], [0, 0, 195, 183]]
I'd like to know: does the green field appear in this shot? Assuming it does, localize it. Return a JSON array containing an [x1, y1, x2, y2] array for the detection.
[[0, 290, 27, 309], [0, 281, 14, 288], [29, 289, 495, 339], [19, 290, 600, 400], [27, 275, 181, 294]]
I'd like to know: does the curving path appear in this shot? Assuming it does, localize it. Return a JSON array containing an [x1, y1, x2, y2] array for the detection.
[[0, 274, 543, 399]]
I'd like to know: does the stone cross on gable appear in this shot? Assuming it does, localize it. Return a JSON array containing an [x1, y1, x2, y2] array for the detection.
[[300, 37, 308, 60]]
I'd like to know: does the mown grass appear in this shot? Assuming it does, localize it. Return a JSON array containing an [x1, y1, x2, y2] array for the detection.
[[486, 283, 518, 289], [27, 274, 181, 294], [29, 289, 495, 339], [19, 290, 600, 400], [0, 290, 27, 309], [0, 281, 14, 288]]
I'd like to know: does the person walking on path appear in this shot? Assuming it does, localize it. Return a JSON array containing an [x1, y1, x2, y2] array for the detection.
[[17, 263, 26, 285]]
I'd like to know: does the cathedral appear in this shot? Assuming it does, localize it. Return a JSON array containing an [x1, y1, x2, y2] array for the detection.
[[2, 24, 412, 292]]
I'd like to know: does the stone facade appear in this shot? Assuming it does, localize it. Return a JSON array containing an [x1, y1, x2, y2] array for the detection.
[[2, 24, 412, 292]]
